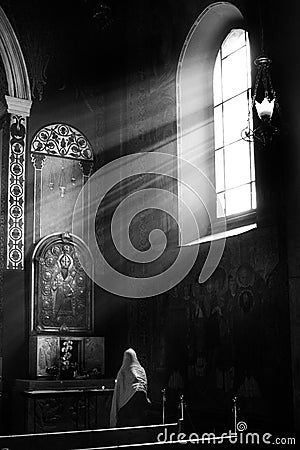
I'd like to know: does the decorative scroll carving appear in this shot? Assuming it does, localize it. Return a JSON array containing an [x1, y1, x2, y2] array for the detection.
[[31, 123, 93, 160], [0, 117, 8, 353], [6, 114, 26, 269], [32, 233, 93, 334], [31, 153, 46, 170], [25, 389, 113, 432], [35, 397, 64, 432], [1, 3, 32, 271]]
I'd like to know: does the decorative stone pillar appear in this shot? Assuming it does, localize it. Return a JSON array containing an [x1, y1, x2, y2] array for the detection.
[[5, 95, 32, 270]]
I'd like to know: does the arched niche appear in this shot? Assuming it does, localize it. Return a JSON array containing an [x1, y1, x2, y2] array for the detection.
[[31, 232, 94, 335], [30, 123, 94, 242]]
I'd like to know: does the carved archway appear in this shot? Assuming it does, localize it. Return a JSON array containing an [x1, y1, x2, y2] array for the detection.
[[0, 6, 32, 270], [0, 6, 31, 100]]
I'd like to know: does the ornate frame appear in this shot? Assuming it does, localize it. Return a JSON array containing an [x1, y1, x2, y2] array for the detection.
[[30, 122, 94, 243], [31, 232, 94, 335]]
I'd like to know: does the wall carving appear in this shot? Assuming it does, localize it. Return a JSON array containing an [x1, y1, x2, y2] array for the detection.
[[6, 114, 26, 269], [24, 389, 112, 433], [0, 116, 8, 355], [1, 4, 31, 269], [31, 123, 93, 160]]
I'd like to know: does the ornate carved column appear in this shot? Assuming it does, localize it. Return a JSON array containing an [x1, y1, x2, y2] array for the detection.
[[5, 94, 32, 269]]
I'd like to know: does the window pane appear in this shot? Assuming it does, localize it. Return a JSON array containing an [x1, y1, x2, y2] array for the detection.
[[246, 33, 252, 88], [224, 140, 251, 189], [222, 47, 248, 101], [213, 29, 255, 220], [223, 92, 249, 145], [215, 149, 224, 192], [213, 51, 222, 105], [225, 184, 251, 215], [251, 182, 257, 209], [250, 142, 255, 181], [217, 192, 225, 218], [222, 29, 246, 58], [214, 105, 223, 149]]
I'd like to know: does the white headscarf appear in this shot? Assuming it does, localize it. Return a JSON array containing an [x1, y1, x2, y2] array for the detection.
[[110, 348, 148, 427]]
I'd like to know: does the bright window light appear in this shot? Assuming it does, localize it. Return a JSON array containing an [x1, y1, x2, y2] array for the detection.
[[213, 29, 256, 217]]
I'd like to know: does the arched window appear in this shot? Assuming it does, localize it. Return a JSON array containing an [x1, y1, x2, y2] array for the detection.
[[213, 29, 256, 218], [177, 3, 257, 243]]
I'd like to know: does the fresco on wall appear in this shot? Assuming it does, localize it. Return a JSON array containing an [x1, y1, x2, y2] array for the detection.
[[126, 226, 291, 428], [186, 263, 263, 403]]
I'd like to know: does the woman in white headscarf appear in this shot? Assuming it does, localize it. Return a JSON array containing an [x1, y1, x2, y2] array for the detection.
[[110, 348, 149, 427]]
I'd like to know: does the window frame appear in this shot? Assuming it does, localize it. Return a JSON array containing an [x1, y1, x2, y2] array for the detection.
[[213, 28, 256, 225]]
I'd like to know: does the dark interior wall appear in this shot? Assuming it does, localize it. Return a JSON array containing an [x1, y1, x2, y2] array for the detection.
[[21, 15, 130, 383], [0, 0, 130, 433], [278, 0, 300, 430], [112, 0, 294, 432], [144, 227, 292, 431], [0, 0, 298, 434]]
